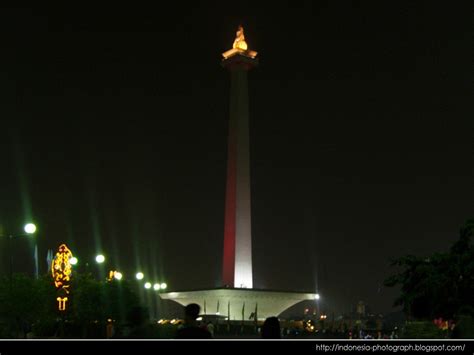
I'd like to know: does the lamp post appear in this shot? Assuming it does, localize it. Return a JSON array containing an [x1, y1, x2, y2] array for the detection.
[[3, 223, 37, 289], [94, 254, 106, 280], [314, 293, 321, 318]]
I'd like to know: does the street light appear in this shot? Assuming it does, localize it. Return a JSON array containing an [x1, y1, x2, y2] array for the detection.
[[1, 223, 37, 288], [70, 257, 78, 265], [314, 293, 321, 317], [160, 283, 167, 290], [153, 283, 161, 291], [136, 272, 144, 280], [24, 223, 37, 234], [144, 282, 152, 289], [114, 272, 123, 281], [95, 254, 105, 264]]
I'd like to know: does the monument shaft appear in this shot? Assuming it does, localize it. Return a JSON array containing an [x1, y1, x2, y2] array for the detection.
[[223, 68, 253, 288], [222, 27, 257, 288]]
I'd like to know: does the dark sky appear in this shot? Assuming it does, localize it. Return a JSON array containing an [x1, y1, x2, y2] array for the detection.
[[0, 2, 473, 314]]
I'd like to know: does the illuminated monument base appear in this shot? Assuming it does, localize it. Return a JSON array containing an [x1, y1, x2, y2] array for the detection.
[[160, 288, 317, 320]]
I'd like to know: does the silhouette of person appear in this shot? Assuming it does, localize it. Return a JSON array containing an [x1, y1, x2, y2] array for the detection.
[[175, 303, 212, 339], [261, 317, 281, 339]]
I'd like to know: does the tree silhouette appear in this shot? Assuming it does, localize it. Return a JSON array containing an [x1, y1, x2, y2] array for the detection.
[[385, 219, 474, 320], [0, 271, 142, 338]]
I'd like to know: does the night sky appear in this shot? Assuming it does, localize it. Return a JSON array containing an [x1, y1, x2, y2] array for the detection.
[[0, 2, 473, 315]]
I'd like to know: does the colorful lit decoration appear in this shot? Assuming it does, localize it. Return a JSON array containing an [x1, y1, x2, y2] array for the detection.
[[57, 297, 68, 311], [51, 244, 74, 311]]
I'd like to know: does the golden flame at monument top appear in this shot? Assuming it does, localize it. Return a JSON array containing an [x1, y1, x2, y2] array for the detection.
[[233, 25, 248, 51], [222, 26, 257, 60]]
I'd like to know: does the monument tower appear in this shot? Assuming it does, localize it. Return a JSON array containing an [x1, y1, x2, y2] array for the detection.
[[221, 26, 258, 289], [160, 28, 317, 319]]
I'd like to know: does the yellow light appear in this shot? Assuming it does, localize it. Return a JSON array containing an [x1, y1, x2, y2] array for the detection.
[[52, 244, 73, 290], [52, 244, 74, 311], [57, 297, 68, 311], [107, 270, 123, 281]]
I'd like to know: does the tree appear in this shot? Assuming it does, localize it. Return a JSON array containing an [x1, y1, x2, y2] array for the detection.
[[68, 273, 141, 337], [385, 219, 474, 320], [0, 274, 56, 337], [68, 273, 106, 331], [0, 271, 143, 338]]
